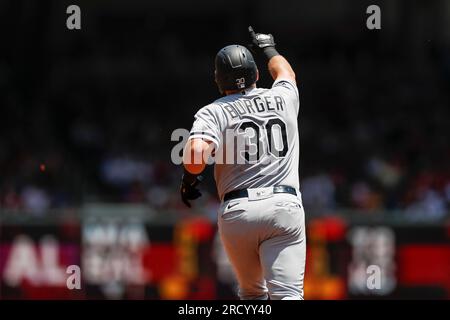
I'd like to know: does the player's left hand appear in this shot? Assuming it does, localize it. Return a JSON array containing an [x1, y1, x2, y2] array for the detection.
[[248, 26, 276, 52], [180, 169, 203, 208]]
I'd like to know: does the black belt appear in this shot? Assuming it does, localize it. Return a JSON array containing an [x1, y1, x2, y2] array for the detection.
[[223, 185, 297, 202]]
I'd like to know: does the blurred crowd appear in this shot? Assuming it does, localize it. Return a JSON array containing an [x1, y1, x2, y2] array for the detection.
[[1, 0, 449, 219]]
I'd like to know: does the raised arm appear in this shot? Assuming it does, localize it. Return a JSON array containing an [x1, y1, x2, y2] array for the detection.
[[248, 26, 296, 84], [268, 55, 296, 84]]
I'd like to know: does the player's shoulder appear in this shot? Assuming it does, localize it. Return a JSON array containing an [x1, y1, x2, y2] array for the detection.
[[270, 78, 299, 101], [205, 95, 236, 114], [196, 101, 220, 114], [272, 78, 298, 91], [194, 100, 227, 123]]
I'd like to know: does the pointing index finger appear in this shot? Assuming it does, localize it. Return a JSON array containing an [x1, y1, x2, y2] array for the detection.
[[248, 26, 256, 38]]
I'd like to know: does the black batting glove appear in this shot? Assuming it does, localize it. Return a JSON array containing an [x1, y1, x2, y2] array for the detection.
[[248, 26, 280, 61], [180, 169, 203, 208]]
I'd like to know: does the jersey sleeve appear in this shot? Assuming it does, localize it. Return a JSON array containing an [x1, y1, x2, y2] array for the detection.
[[188, 104, 222, 150], [271, 78, 300, 114]]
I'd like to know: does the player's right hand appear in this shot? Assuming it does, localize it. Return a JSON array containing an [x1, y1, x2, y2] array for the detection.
[[180, 169, 203, 208], [248, 26, 276, 52]]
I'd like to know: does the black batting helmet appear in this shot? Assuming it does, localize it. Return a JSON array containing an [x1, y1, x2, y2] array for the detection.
[[215, 45, 258, 93]]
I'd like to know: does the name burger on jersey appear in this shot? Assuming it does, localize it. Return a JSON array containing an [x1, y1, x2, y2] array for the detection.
[[220, 94, 285, 119]]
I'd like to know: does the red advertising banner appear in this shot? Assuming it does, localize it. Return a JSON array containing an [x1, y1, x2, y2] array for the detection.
[[1, 216, 449, 299]]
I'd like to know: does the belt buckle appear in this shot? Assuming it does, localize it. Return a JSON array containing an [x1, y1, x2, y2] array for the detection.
[[247, 187, 274, 201]]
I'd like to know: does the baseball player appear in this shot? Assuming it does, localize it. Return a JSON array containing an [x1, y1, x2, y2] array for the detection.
[[180, 27, 305, 300]]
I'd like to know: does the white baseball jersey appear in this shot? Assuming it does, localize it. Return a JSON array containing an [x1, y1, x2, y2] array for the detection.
[[188, 78, 300, 200]]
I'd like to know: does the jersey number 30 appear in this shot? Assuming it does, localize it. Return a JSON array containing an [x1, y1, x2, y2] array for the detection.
[[238, 118, 288, 162]]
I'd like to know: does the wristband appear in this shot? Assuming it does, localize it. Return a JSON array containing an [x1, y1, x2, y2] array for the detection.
[[263, 47, 280, 61]]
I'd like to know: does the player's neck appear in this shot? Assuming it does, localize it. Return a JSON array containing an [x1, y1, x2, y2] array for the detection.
[[224, 84, 257, 96]]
